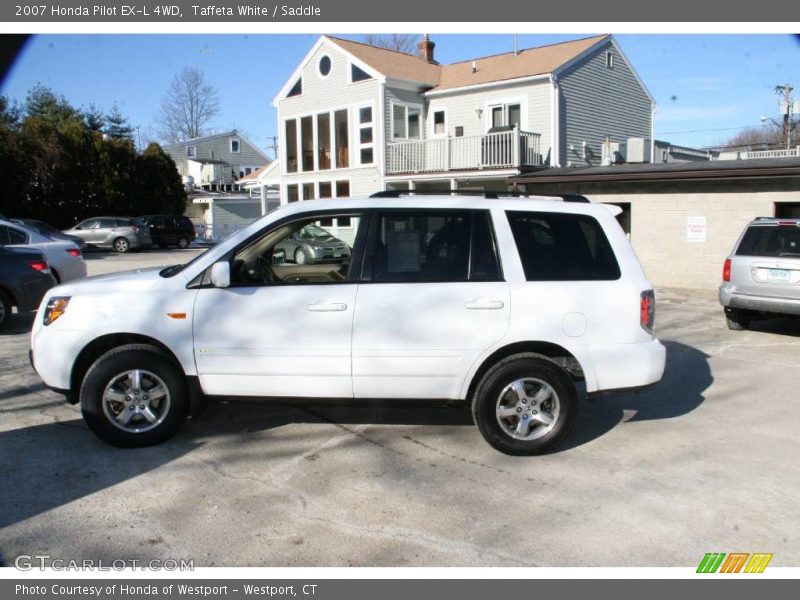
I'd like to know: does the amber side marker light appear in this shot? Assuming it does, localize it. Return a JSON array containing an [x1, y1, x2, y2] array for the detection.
[[43, 296, 70, 326], [167, 312, 187, 320]]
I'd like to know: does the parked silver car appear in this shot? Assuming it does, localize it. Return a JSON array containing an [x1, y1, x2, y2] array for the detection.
[[274, 223, 351, 264], [63, 217, 151, 253], [719, 217, 800, 329]]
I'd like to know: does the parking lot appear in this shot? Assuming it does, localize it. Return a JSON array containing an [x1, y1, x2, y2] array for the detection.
[[1, 248, 798, 567]]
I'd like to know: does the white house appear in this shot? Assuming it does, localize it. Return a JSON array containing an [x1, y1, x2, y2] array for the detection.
[[272, 34, 655, 214]]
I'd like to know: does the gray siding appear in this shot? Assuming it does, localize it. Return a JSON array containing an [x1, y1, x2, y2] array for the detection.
[[165, 133, 269, 179], [213, 200, 262, 238], [384, 86, 428, 142], [558, 41, 652, 167]]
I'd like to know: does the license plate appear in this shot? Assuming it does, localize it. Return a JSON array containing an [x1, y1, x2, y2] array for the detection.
[[334, 248, 342, 258], [767, 268, 791, 282]]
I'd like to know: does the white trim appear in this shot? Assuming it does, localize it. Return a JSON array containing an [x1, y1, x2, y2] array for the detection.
[[431, 107, 448, 137], [384, 168, 519, 182], [484, 96, 527, 131], [550, 75, 560, 167], [355, 102, 376, 167], [424, 74, 550, 98], [316, 53, 332, 80], [229, 138, 241, 154], [390, 100, 423, 141]]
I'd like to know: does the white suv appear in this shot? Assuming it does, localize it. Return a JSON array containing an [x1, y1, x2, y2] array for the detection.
[[31, 194, 666, 455]]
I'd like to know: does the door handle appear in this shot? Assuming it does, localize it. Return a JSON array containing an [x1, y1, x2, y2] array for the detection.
[[464, 300, 505, 310], [307, 302, 348, 312]]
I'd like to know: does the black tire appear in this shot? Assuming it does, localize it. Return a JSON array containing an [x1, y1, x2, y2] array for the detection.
[[725, 309, 749, 331], [471, 353, 578, 456], [51, 268, 61, 284], [294, 248, 308, 265], [113, 237, 130, 253], [79, 344, 188, 448], [0, 290, 12, 329], [176, 236, 190, 249]]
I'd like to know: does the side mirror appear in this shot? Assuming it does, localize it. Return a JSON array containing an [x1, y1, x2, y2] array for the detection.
[[210, 261, 230, 288], [272, 249, 286, 265]]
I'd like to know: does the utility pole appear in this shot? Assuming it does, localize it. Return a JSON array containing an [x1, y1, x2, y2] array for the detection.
[[265, 135, 279, 161], [774, 83, 795, 149]]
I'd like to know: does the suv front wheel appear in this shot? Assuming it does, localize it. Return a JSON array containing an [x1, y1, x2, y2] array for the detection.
[[80, 344, 188, 447], [472, 354, 577, 456]]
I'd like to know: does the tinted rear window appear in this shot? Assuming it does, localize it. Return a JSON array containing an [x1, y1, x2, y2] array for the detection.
[[507, 211, 620, 281], [736, 225, 800, 258]]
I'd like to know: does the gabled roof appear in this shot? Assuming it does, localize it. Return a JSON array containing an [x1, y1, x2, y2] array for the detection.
[[235, 163, 271, 183], [162, 129, 270, 161], [434, 35, 609, 92], [325, 36, 441, 86]]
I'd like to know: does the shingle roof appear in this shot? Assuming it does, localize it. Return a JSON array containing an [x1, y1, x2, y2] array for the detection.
[[435, 35, 608, 92], [325, 36, 441, 86], [324, 34, 609, 92]]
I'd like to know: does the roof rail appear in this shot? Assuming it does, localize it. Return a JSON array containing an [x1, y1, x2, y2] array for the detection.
[[754, 216, 776, 220], [558, 194, 591, 203], [370, 189, 530, 200]]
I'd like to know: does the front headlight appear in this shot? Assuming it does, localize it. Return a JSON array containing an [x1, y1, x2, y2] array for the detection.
[[43, 296, 70, 326]]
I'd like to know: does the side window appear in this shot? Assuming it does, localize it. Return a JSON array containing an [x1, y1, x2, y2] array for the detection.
[[229, 213, 361, 286], [8, 226, 29, 245], [78, 219, 99, 230], [97, 218, 117, 229], [0, 225, 10, 245], [507, 211, 620, 281], [369, 211, 474, 282]]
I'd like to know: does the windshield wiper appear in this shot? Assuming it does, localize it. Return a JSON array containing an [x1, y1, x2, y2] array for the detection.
[[159, 264, 185, 277]]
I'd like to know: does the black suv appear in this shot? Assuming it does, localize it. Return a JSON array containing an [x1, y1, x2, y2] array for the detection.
[[141, 215, 196, 249]]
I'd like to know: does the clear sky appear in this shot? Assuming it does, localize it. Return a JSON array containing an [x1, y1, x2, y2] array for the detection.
[[2, 33, 799, 155]]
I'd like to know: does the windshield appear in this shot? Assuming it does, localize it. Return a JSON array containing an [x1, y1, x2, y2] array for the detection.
[[297, 224, 333, 240], [737, 225, 800, 258], [159, 245, 215, 278]]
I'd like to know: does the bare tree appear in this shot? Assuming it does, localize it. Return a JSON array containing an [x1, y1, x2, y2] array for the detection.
[[362, 34, 420, 54], [156, 67, 220, 143], [714, 125, 784, 152]]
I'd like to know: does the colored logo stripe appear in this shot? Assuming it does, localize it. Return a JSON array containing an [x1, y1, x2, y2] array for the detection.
[[720, 553, 749, 573], [697, 553, 726, 573], [744, 553, 773, 573]]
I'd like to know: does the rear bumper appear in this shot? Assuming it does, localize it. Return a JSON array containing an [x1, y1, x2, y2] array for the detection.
[[586, 338, 666, 393], [719, 285, 800, 316]]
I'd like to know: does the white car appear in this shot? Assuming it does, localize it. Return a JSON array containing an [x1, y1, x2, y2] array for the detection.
[[0, 219, 87, 283], [30, 193, 666, 455]]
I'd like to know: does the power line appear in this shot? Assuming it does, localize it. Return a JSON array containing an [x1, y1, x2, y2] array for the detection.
[[657, 124, 769, 136]]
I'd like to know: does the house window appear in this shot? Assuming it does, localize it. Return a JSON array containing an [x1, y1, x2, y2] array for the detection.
[[317, 113, 331, 170], [302, 183, 315, 200], [606, 51, 614, 69], [336, 180, 350, 198], [392, 103, 421, 140], [300, 115, 313, 171], [287, 184, 299, 203], [287, 78, 302, 97], [318, 55, 331, 77], [358, 105, 374, 165], [285, 119, 298, 173], [319, 182, 332, 198], [230, 138, 240, 153], [775, 203, 800, 218], [334, 109, 349, 168], [186, 146, 196, 158], [351, 63, 372, 83], [433, 110, 446, 135], [489, 103, 521, 129]]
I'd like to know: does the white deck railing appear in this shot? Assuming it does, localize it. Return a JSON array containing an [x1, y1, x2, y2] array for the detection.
[[739, 146, 800, 160], [386, 128, 542, 175]]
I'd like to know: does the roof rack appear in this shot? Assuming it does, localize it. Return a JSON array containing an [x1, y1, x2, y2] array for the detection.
[[369, 189, 591, 203]]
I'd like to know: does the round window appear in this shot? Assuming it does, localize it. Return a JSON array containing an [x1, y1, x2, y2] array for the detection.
[[319, 56, 331, 77]]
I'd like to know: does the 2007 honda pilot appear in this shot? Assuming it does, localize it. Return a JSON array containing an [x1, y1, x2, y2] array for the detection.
[[31, 193, 666, 455]]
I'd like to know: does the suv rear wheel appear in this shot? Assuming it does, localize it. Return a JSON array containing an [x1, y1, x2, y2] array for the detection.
[[80, 344, 188, 447], [176, 236, 190, 249], [471, 354, 577, 455], [725, 308, 750, 331]]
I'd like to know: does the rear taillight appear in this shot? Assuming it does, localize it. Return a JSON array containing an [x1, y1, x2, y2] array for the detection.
[[640, 290, 655, 334], [723, 258, 731, 282], [66, 248, 81, 258], [28, 260, 50, 273]]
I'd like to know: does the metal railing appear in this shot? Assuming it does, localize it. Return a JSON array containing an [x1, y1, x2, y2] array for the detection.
[[739, 146, 800, 160], [386, 128, 542, 175]]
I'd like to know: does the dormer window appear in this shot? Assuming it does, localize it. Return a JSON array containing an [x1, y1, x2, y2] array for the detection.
[[186, 146, 197, 158], [606, 51, 614, 69], [287, 77, 302, 97], [230, 138, 240, 153]]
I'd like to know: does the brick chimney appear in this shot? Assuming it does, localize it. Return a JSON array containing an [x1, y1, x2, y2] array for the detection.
[[418, 34, 436, 63]]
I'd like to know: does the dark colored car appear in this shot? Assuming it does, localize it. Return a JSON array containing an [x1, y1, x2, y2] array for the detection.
[[0, 247, 57, 328], [274, 223, 351, 264], [62, 217, 151, 253], [140, 215, 196, 249], [11, 218, 88, 251]]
